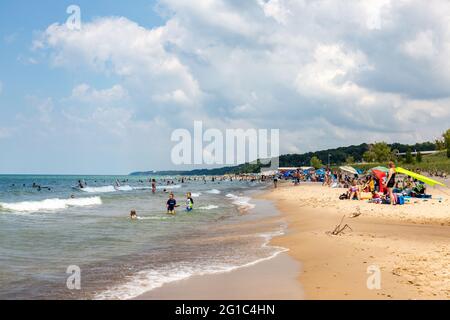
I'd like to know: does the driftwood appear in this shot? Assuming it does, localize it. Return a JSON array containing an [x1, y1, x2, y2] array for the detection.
[[350, 207, 362, 218], [328, 215, 352, 236]]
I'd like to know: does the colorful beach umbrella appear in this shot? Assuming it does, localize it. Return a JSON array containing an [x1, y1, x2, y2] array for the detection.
[[396, 167, 446, 187], [372, 169, 387, 193], [339, 166, 358, 175], [368, 166, 389, 174]]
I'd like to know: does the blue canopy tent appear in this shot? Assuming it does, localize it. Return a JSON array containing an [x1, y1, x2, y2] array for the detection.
[[315, 168, 325, 175]]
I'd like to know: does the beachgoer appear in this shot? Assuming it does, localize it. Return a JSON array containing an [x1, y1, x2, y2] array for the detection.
[[185, 192, 194, 212], [385, 161, 397, 205], [151, 179, 156, 194], [166, 193, 178, 215], [273, 176, 278, 188], [348, 180, 361, 200], [130, 210, 138, 220]]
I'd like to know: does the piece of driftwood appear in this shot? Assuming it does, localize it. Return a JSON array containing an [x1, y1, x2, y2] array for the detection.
[[328, 215, 352, 236], [350, 207, 362, 218]]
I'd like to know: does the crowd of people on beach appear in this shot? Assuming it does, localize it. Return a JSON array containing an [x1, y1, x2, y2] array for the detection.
[[276, 161, 445, 206]]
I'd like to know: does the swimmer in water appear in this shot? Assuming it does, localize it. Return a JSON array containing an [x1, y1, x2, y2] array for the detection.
[[130, 210, 138, 220]]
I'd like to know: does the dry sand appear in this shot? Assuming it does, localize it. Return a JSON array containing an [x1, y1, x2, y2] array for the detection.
[[266, 182, 450, 299]]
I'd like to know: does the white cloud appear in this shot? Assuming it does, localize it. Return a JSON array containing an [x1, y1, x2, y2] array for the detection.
[[31, 0, 450, 166], [36, 17, 202, 106], [402, 30, 437, 60], [71, 84, 128, 104]]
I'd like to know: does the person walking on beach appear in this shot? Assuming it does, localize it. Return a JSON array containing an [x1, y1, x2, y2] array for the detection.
[[385, 161, 397, 205]]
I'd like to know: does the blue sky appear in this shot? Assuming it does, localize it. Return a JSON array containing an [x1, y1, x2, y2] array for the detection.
[[1, 0, 450, 174]]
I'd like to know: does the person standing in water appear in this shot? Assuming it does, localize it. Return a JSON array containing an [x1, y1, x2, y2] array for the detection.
[[185, 192, 194, 212], [151, 179, 156, 194], [166, 193, 178, 215]]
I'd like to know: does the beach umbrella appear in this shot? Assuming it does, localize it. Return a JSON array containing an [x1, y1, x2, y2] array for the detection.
[[368, 166, 389, 174], [396, 167, 446, 187], [372, 169, 387, 193], [339, 166, 358, 175]]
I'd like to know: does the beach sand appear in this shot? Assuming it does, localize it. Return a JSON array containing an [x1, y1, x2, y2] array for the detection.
[[138, 182, 449, 300], [137, 253, 304, 300], [266, 182, 450, 300]]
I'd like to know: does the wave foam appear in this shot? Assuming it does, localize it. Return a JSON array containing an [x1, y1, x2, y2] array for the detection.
[[95, 229, 288, 300], [226, 194, 255, 210], [206, 189, 221, 194], [198, 205, 219, 210], [79, 185, 133, 193], [156, 185, 181, 190], [0, 197, 102, 212]]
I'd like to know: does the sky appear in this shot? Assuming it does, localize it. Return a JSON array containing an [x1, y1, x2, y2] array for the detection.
[[1, 0, 450, 174]]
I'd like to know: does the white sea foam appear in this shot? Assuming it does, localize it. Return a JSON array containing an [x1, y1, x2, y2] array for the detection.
[[226, 194, 256, 210], [79, 185, 133, 193], [156, 185, 181, 190], [206, 189, 221, 194], [0, 196, 102, 212], [198, 205, 219, 210], [95, 228, 288, 300], [191, 193, 201, 198], [137, 216, 170, 221], [80, 186, 116, 193]]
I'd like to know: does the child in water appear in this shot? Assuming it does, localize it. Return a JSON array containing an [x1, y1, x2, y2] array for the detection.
[[130, 210, 138, 220], [166, 193, 178, 215], [185, 192, 194, 212]]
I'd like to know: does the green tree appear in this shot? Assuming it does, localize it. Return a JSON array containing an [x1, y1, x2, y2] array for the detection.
[[443, 129, 450, 158], [372, 142, 392, 162], [310, 156, 323, 169], [435, 138, 446, 150], [416, 151, 422, 163], [405, 148, 413, 164], [363, 150, 376, 163], [345, 156, 355, 164]]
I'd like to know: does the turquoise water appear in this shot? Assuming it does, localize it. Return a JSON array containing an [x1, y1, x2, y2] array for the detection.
[[0, 175, 284, 299]]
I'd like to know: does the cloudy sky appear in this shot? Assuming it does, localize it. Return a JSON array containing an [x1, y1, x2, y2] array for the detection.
[[1, 0, 450, 174]]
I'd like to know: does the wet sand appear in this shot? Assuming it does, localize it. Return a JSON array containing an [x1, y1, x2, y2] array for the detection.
[[136, 253, 303, 300]]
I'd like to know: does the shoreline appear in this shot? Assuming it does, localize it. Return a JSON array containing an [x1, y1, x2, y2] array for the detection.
[[136, 191, 304, 300], [136, 181, 450, 300], [265, 182, 450, 300]]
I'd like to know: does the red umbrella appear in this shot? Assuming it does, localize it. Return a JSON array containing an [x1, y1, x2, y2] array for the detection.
[[371, 169, 387, 193]]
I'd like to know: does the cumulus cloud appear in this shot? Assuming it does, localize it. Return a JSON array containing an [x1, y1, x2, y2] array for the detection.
[[29, 0, 450, 171], [70, 84, 128, 104], [35, 17, 202, 107]]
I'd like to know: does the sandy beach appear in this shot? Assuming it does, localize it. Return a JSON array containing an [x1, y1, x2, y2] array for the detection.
[[266, 182, 450, 300], [138, 181, 450, 300]]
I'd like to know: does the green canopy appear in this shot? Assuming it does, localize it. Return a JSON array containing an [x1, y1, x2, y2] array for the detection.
[[396, 167, 446, 187]]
